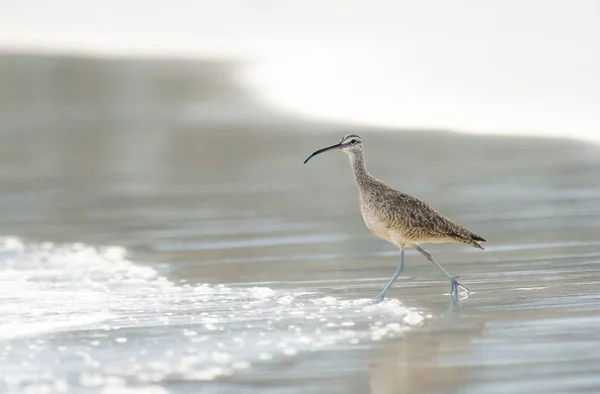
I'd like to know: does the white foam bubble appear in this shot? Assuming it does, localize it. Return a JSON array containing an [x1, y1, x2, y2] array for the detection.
[[404, 312, 426, 327], [248, 287, 276, 299]]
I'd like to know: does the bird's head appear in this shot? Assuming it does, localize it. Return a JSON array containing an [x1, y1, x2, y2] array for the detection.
[[303, 134, 363, 164]]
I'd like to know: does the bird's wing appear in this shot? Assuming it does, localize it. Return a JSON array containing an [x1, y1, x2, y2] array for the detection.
[[391, 191, 486, 248]]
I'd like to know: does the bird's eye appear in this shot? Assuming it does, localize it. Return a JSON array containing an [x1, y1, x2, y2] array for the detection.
[[350, 139, 357, 144]]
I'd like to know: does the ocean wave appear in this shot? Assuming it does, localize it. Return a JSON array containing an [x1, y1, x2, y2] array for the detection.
[[0, 236, 424, 391]]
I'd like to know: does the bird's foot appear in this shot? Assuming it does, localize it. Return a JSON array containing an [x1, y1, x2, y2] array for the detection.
[[372, 295, 385, 304], [449, 276, 470, 298]]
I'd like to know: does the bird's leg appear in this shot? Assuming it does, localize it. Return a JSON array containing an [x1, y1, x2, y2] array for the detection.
[[374, 247, 405, 303], [414, 245, 469, 298]]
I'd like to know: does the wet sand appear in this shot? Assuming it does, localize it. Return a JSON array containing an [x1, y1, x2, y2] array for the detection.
[[1, 53, 600, 393]]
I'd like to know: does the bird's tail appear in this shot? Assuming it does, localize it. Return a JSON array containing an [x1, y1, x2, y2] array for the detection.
[[465, 238, 486, 250], [450, 231, 486, 250]]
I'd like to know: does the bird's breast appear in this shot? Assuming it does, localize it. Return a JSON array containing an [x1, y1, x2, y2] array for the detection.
[[359, 204, 394, 242]]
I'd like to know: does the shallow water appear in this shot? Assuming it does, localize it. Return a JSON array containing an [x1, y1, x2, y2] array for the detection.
[[1, 55, 600, 393]]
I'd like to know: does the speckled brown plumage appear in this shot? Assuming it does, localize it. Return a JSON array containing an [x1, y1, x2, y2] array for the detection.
[[303, 133, 485, 300], [353, 153, 486, 249], [343, 134, 486, 250]]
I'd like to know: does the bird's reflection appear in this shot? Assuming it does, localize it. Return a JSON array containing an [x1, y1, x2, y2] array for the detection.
[[368, 299, 487, 394]]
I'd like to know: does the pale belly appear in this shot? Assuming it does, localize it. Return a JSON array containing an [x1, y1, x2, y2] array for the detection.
[[360, 208, 411, 246]]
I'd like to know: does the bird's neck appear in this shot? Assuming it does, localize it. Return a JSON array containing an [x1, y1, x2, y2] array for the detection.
[[349, 151, 374, 189]]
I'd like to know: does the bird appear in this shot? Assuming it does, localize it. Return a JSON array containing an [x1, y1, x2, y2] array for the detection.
[[303, 134, 486, 302]]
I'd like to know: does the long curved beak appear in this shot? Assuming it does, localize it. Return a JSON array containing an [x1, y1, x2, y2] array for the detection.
[[303, 143, 342, 164]]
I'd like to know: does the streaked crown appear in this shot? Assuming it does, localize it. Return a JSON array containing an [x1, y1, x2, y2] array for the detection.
[[340, 134, 363, 147]]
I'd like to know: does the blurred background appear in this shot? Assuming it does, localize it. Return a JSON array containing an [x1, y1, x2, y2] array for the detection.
[[2, 0, 600, 138], [1, 1, 600, 394]]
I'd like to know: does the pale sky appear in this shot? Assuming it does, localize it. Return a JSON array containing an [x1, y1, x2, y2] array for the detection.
[[1, 0, 599, 140]]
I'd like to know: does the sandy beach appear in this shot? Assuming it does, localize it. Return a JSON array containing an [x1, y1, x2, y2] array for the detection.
[[1, 53, 600, 394]]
